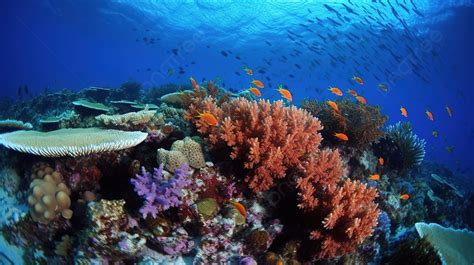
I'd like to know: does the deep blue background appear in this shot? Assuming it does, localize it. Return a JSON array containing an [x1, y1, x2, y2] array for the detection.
[[0, 1, 473, 179]]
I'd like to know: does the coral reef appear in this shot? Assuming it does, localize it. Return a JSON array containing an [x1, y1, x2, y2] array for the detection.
[[0, 80, 471, 265], [185, 96, 323, 192], [81, 199, 146, 260], [298, 177, 380, 259], [157, 137, 206, 171], [0, 119, 33, 132], [301, 98, 387, 149], [95, 110, 163, 131], [415, 222, 474, 265], [27, 163, 73, 224], [0, 128, 147, 157], [373, 122, 426, 173], [72, 99, 111, 116], [131, 164, 191, 219]]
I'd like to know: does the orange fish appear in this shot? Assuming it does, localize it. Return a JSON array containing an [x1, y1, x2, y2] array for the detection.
[[378, 157, 384, 166], [400, 106, 408, 118], [425, 110, 434, 121], [327, 100, 339, 112], [328, 87, 343, 96], [251, 79, 264, 89], [277, 86, 292, 102], [352, 76, 364, 85], [229, 201, 247, 218], [400, 194, 410, 200], [334, 133, 349, 141], [196, 112, 218, 126], [190, 76, 199, 91], [369, 174, 380, 181], [248, 87, 261, 97], [355, 95, 367, 105], [347, 89, 358, 97], [446, 106, 452, 117], [243, 67, 253, 76]]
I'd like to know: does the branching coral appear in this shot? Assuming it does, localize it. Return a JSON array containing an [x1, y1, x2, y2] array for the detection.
[[373, 122, 426, 173], [301, 98, 387, 149], [185, 97, 323, 192], [298, 178, 380, 259], [131, 164, 191, 219]]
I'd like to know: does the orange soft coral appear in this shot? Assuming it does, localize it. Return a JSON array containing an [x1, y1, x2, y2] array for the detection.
[[185, 97, 323, 192], [298, 177, 380, 259]]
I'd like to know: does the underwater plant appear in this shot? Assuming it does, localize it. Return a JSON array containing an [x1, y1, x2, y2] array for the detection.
[[373, 122, 426, 173], [131, 163, 191, 219], [300, 98, 387, 150]]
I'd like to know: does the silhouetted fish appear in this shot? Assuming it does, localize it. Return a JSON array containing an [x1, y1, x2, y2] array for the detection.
[[221, 51, 228, 57]]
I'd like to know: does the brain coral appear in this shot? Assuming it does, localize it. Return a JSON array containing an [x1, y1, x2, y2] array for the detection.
[[171, 137, 206, 169], [0, 128, 147, 157], [27, 164, 73, 224], [157, 137, 206, 172]]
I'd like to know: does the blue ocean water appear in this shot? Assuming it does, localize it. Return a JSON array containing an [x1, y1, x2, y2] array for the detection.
[[1, 1, 472, 177], [0, 1, 473, 263]]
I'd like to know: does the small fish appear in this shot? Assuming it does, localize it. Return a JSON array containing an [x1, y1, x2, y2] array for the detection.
[[425, 110, 434, 121], [432, 130, 439, 137], [400, 106, 408, 118], [378, 157, 384, 166], [277, 85, 292, 102], [378, 83, 388, 92], [190, 76, 199, 91], [251, 79, 264, 89], [167, 68, 174, 75], [248, 87, 261, 97], [445, 145, 455, 154], [352, 76, 364, 85], [196, 112, 218, 126], [369, 174, 380, 181], [334, 133, 349, 141], [328, 87, 343, 96], [400, 194, 410, 200], [243, 67, 253, 76], [355, 95, 367, 104], [327, 100, 339, 112], [347, 89, 358, 96], [446, 106, 452, 117], [229, 201, 247, 217]]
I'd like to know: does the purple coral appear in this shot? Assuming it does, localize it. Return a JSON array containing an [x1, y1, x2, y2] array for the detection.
[[131, 163, 191, 219]]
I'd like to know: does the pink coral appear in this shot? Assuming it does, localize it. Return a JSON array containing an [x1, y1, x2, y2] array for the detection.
[[185, 97, 322, 192], [298, 177, 380, 259]]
